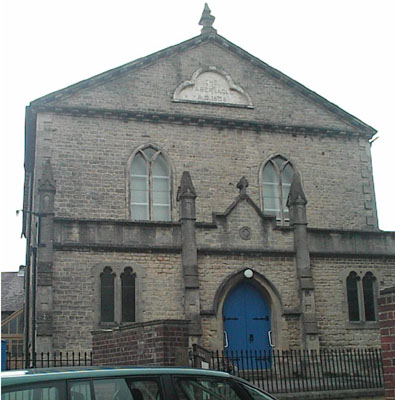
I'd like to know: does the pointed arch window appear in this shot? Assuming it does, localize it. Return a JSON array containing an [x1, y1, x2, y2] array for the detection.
[[100, 267, 115, 323], [346, 272, 360, 322], [346, 271, 377, 323], [130, 146, 171, 221], [261, 156, 294, 223], [362, 272, 376, 321], [121, 267, 136, 323]]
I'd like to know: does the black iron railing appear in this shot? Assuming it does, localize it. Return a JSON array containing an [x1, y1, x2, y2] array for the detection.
[[211, 348, 383, 393], [6, 352, 93, 370]]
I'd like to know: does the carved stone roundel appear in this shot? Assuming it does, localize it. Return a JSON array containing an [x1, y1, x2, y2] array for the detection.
[[239, 226, 252, 240]]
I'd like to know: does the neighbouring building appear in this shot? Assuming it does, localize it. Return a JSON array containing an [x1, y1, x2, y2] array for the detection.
[[1, 267, 25, 357], [22, 5, 395, 357]]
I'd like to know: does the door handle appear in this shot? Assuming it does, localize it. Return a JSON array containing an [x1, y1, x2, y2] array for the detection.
[[268, 330, 274, 347], [224, 331, 229, 348], [249, 334, 254, 342]]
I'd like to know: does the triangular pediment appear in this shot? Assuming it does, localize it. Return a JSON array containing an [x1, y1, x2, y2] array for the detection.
[[30, 33, 375, 136], [205, 191, 281, 250], [217, 193, 267, 221]]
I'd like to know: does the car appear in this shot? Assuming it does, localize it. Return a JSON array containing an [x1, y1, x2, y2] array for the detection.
[[1, 366, 276, 400]]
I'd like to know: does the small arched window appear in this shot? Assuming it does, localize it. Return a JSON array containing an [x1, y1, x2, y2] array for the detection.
[[346, 272, 360, 322], [362, 272, 376, 321], [261, 156, 294, 223], [100, 267, 115, 323], [346, 271, 377, 323], [130, 146, 171, 221], [121, 267, 136, 323]]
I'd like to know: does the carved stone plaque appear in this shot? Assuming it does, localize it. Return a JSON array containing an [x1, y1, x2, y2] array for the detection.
[[173, 66, 253, 108]]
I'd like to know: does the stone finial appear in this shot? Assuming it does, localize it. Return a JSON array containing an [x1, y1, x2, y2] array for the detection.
[[199, 3, 217, 35], [286, 172, 307, 207], [177, 171, 197, 200], [237, 176, 249, 195]]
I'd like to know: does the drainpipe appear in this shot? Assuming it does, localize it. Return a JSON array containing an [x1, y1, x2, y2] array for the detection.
[[23, 106, 37, 366], [23, 259, 30, 368], [31, 245, 37, 366]]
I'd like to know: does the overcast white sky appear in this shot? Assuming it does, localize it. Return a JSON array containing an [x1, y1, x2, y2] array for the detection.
[[1, 0, 394, 272]]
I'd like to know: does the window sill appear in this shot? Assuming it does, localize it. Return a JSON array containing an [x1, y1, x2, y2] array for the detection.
[[99, 322, 117, 328], [97, 321, 137, 329], [346, 321, 379, 330]]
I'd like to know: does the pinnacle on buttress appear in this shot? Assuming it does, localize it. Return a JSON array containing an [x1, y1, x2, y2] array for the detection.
[[38, 159, 56, 193], [177, 171, 197, 200], [199, 3, 217, 35], [286, 171, 307, 207]]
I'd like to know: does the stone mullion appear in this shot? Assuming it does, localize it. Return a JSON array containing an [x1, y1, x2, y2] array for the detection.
[[149, 161, 153, 220], [357, 276, 366, 322], [115, 272, 122, 324]]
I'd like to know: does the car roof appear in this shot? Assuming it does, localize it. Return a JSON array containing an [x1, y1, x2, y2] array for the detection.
[[1, 366, 232, 387]]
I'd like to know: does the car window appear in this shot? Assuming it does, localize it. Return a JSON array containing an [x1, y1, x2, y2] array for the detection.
[[69, 378, 162, 400], [238, 383, 274, 400], [174, 377, 242, 400], [2, 381, 65, 400], [69, 381, 93, 400]]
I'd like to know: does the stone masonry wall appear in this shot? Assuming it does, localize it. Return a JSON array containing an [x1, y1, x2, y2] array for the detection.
[[50, 250, 184, 352], [313, 258, 395, 348], [378, 287, 395, 400], [35, 113, 373, 230], [33, 40, 377, 230], [92, 320, 190, 366]]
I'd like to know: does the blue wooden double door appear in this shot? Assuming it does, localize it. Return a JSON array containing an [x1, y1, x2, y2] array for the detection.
[[223, 282, 272, 365]]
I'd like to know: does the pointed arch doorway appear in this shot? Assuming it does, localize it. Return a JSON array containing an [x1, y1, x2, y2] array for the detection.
[[223, 281, 272, 366]]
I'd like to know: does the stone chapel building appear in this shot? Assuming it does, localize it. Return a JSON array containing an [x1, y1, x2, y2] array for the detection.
[[23, 5, 395, 356]]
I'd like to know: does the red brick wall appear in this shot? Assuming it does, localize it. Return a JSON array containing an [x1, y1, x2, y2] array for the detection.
[[92, 320, 190, 367], [378, 287, 395, 400]]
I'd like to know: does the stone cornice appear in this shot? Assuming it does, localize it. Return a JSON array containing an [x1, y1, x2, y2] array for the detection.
[[308, 227, 395, 257], [51, 242, 395, 258], [31, 104, 364, 138], [197, 247, 295, 257], [307, 227, 395, 236], [53, 243, 181, 253], [54, 216, 180, 227], [53, 218, 395, 257], [310, 251, 395, 259]]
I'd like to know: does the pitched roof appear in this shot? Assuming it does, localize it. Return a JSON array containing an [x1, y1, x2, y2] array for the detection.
[[29, 30, 375, 137]]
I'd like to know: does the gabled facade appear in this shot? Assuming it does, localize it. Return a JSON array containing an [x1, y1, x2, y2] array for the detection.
[[23, 5, 395, 356]]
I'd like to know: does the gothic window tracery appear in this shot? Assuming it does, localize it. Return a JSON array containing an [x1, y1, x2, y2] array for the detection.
[[261, 155, 294, 224], [346, 271, 377, 323], [130, 146, 171, 221], [99, 267, 137, 324]]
